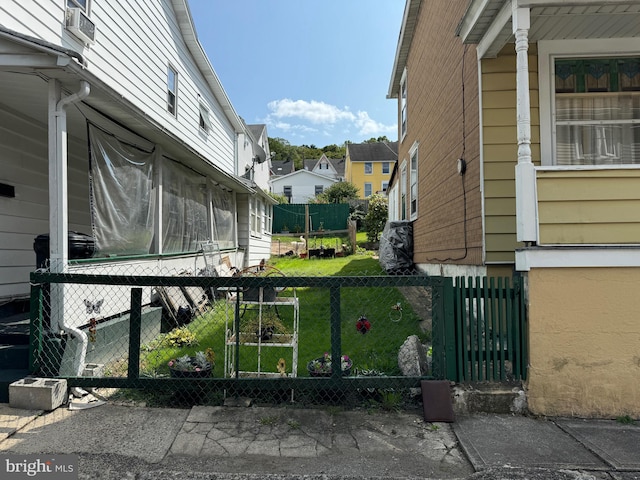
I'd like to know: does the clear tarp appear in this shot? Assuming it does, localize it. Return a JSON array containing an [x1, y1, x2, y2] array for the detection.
[[162, 160, 209, 253], [89, 124, 156, 255], [212, 187, 235, 250], [88, 123, 237, 256]]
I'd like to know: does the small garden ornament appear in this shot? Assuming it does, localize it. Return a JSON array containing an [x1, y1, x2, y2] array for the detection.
[[356, 315, 371, 334], [168, 348, 215, 378]]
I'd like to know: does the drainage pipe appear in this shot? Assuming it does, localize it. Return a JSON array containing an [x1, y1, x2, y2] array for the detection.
[[49, 80, 90, 377]]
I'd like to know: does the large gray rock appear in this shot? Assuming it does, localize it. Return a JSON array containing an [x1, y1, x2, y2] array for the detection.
[[397, 335, 429, 376]]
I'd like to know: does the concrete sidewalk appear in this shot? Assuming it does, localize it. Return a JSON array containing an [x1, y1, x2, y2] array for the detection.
[[1, 402, 639, 479]]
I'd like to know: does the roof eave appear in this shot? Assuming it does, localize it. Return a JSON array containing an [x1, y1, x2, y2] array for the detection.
[[387, 0, 422, 99], [171, 0, 244, 133]]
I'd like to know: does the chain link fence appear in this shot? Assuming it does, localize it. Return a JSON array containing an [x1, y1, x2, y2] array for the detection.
[[29, 258, 436, 409]]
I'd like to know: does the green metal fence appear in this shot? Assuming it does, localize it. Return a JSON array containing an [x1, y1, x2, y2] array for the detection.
[[29, 270, 438, 407], [434, 276, 528, 382], [28, 270, 527, 407]]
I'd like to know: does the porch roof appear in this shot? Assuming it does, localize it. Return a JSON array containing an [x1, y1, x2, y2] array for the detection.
[[457, 0, 640, 58]]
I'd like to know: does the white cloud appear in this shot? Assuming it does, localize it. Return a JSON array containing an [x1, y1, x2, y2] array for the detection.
[[355, 111, 396, 137], [267, 99, 355, 124], [265, 98, 397, 144]]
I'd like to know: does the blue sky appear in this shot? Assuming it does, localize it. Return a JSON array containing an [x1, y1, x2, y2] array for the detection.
[[187, 0, 405, 148]]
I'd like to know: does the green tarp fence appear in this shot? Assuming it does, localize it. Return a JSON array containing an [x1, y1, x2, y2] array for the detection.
[[273, 204, 350, 233]]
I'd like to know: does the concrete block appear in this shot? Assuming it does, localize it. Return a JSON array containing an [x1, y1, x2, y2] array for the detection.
[[9, 378, 67, 411], [82, 363, 104, 377]]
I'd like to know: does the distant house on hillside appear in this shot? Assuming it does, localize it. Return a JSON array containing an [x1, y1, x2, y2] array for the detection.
[[303, 154, 345, 181], [270, 159, 295, 178], [270, 169, 338, 204], [345, 142, 398, 198], [269, 153, 343, 203]]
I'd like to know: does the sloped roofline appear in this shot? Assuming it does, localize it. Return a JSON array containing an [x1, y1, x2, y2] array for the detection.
[[270, 168, 338, 183], [172, 0, 244, 133], [387, 0, 422, 99]]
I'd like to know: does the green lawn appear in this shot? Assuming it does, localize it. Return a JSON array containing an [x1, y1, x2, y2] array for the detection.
[[139, 254, 425, 379]]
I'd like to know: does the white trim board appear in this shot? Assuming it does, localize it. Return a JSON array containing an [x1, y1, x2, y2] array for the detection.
[[516, 247, 640, 271]]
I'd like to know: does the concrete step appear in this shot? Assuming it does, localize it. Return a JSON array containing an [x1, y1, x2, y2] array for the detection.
[[452, 383, 528, 415]]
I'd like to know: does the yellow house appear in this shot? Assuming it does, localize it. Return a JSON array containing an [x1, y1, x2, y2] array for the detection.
[[389, 0, 640, 418], [345, 142, 398, 198]]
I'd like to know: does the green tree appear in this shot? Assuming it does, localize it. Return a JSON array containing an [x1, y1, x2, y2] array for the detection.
[[364, 193, 388, 242], [268, 137, 303, 169], [268, 192, 289, 204], [321, 181, 359, 203], [364, 136, 391, 143]]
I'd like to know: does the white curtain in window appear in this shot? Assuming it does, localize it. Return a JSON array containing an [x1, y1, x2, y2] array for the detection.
[[556, 94, 639, 165]]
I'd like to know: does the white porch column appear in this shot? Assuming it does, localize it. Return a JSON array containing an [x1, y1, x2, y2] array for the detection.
[[47, 79, 68, 274], [513, 4, 537, 244]]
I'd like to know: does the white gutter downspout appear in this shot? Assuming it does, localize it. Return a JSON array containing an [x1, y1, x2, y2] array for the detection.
[[512, 3, 537, 244], [48, 79, 90, 377]]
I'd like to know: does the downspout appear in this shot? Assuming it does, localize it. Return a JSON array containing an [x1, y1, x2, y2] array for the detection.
[[49, 80, 90, 377]]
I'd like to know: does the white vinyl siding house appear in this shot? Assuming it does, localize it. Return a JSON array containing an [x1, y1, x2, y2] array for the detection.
[[270, 170, 338, 204], [0, 0, 267, 302]]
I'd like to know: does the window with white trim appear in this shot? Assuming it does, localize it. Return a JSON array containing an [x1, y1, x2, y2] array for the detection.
[[198, 100, 211, 133], [400, 68, 408, 139], [364, 162, 372, 174], [553, 56, 640, 165], [67, 0, 89, 11], [381, 181, 389, 192], [264, 202, 272, 234], [409, 145, 418, 220], [167, 65, 178, 116], [364, 182, 372, 198], [250, 197, 259, 236], [283, 185, 292, 203], [382, 162, 390, 174]]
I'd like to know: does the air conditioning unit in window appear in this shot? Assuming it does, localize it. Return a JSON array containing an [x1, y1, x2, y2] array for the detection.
[[66, 8, 96, 45]]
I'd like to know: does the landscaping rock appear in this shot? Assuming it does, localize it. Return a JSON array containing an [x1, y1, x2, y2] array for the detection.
[[397, 335, 429, 376]]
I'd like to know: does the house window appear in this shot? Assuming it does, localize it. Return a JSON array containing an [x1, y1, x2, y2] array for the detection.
[[400, 162, 407, 220], [167, 65, 178, 116], [364, 182, 372, 198], [283, 185, 292, 203], [315, 185, 324, 195], [264, 202, 272, 233], [400, 68, 408, 139], [67, 0, 89, 11], [364, 162, 373, 174], [553, 56, 640, 165], [382, 162, 390, 174], [409, 146, 418, 219], [381, 181, 389, 192], [250, 198, 259, 236], [198, 100, 211, 133]]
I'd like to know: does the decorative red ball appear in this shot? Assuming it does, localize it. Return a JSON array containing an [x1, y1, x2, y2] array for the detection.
[[356, 316, 371, 334]]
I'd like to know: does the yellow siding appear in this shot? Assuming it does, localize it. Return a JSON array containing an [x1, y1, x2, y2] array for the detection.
[[482, 46, 540, 265], [537, 169, 640, 244], [528, 267, 640, 417], [347, 161, 392, 199]]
